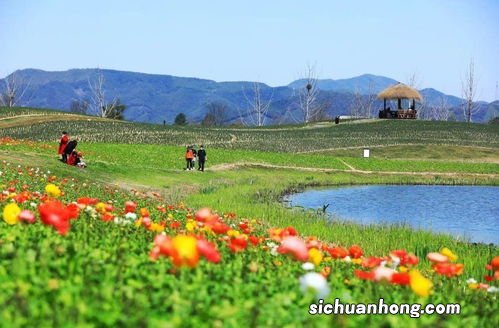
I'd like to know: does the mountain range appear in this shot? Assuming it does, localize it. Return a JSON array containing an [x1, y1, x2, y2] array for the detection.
[[1, 68, 496, 124]]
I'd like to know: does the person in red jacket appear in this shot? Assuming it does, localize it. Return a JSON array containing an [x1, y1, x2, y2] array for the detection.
[[58, 131, 69, 162]]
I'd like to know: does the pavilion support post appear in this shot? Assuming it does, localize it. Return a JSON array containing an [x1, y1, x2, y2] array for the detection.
[[384, 99, 386, 110], [398, 98, 401, 109], [412, 99, 415, 110]]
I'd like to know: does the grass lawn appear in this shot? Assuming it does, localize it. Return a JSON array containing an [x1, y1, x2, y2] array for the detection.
[[0, 107, 498, 327]]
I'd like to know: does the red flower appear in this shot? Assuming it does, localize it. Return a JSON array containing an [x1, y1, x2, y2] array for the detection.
[[349, 245, 363, 259], [248, 235, 260, 246], [433, 262, 464, 277], [327, 246, 349, 259], [281, 226, 297, 237], [391, 272, 410, 285], [197, 239, 221, 263], [361, 256, 384, 268], [66, 203, 80, 219], [354, 269, 375, 280], [101, 212, 114, 222], [14, 191, 30, 203], [390, 249, 419, 266], [239, 222, 251, 234], [490, 256, 499, 271], [38, 201, 73, 235], [125, 201, 137, 213], [228, 236, 248, 253], [484, 275, 494, 282], [77, 197, 99, 206], [210, 221, 230, 235], [153, 234, 173, 257], [169, 221, 181, 229]]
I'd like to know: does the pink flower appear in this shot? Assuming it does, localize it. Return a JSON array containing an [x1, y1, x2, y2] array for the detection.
[[278, 236, 309, 262]]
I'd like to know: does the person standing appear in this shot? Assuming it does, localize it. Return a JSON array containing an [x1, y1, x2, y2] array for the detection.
[[197, 145, 207, 172], [58, 131, 69, 162], [185, 145, 194, 170], [192, 146, 197, 170]]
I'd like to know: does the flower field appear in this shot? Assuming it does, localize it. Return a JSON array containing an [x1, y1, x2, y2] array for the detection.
[[1, 107, 498, 152], [0, 160, 498, 327], [0, 107, 498, 326]]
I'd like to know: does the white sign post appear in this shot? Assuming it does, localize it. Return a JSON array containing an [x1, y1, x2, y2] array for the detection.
[[363, 148, 370, 158]]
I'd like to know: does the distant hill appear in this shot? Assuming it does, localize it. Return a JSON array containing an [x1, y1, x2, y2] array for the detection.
[[288, 74, 398, 94], [0, 69, 493, 124]]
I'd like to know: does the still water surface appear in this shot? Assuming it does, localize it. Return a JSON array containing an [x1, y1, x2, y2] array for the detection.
[[285, 185, 499, 244]]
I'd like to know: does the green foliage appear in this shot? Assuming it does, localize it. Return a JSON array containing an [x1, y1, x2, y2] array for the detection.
[[174, 112, 187, 126], [0, 108, 498, 327]]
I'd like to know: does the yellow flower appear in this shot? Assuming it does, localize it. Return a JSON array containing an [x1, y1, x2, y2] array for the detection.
[[440, 247, 458, 262], [227, 229, 240, 237], [3, 203, 21, 225], [45, 184, 61, 197], [95, 202, 107, 213], [308, 248, 323, 266], [399, 266, 408, 273], [171, 235, 199, 267], [150, 223, 164, 233], [351, 258, 362, 265], [468, 283, 478, 290], [409, 270, 433, 297], [185, 220, 196, 232]]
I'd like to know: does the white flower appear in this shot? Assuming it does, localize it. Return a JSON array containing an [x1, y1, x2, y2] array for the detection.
[[389, 256, 400, 269], [125, 212, 137, 221], [30, 202, 37, 208], [343, 256, 351, 262], [270, 245, 279, 256], [299, 272, 330, 299], [302, 262, 315, 271], [466, 278, 477, 284], [374, 266, 395, 281], [487, 286, 499, 293]]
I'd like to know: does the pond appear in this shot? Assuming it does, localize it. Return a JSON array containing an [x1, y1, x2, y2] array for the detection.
[[284, 185, 499, 245]]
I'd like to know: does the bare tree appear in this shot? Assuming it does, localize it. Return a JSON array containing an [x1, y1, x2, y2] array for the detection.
[[0, 72, 31, 107], [70, 99, 89, 114], [202, 102, 228, 127], [405, 72, 429, 120], [461, 58, 479, 123], [296, 64, 322, 123], [88, 70, 119, 118], [432, 95, 450, 121], [242, 82, 273, 126], [349, 83, 376, 118]]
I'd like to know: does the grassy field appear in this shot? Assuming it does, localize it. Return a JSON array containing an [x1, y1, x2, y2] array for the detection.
[[0, 107, 498, 327]]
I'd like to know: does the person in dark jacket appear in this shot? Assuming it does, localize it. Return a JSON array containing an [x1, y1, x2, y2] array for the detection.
[[197, 145, 207, 172], [64, 139, 78, 161]]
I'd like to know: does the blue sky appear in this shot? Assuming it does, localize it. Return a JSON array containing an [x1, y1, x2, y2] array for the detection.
[[1, 0, 498, 101]]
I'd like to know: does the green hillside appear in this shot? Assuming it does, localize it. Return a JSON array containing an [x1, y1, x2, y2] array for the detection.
[[1, 107, 498, 327]]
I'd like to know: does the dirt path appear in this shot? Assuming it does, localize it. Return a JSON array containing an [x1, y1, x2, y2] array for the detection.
[[209, 161, 499, 178]]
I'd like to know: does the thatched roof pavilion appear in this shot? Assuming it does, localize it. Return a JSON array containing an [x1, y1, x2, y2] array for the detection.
[[377, 83, 423, 119]]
